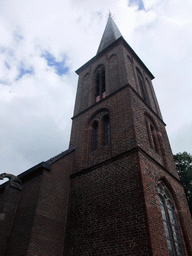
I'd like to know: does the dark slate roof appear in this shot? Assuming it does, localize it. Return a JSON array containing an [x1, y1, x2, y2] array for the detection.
[[46, 148, 75, 164], [97, 13, 122, 54], [0, 148, 75, 189]]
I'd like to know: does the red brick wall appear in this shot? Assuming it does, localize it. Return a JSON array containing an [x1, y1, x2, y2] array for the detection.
[[63, 149, 192, 255], [3, 174, 43, 256], [138, 151, 192, 255], [70, 83, 177, 179], [74, 41, 128, 116], [64, 151, 152, 255], [68, 37, 192, 256], [26, 152, 74, 256], [70, 85, 136, 173]]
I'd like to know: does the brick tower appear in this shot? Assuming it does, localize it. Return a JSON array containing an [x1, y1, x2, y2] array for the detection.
[[0, 14, 192, 256], [63, 14, 192, 255]]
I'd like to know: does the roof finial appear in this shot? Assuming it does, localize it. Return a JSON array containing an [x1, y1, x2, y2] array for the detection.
[[97, 11, 122, 54], [106, 10, 115, 20]]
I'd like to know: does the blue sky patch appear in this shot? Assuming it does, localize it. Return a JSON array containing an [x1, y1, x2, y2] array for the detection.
[[129, 0, 145, 10], [0, 47, 6, 54], [14, 33, 24, 43], [0, 79, 10, 85], [16, 62, 34, 81], [0, 47, 14, 56], [41, 51, 69, 76], [5, 61, 11, 69], [96, 12, 103, 19]]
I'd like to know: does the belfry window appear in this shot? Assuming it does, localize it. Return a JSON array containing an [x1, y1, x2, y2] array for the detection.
[[150, 124, 159, 153], [95, 66, 106, 102], [158, 181, 184, 256], [103, 115, 110, 145], [145, 116, 160, 154], [92, 121, 98, 150], [136, 68, 147, 103]]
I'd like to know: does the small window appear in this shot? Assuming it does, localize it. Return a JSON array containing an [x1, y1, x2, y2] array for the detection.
[[92, 121, 98, 150], [95, 66, 106, 102], [103, 115, 110, 145], [158, 181, 184, 256]]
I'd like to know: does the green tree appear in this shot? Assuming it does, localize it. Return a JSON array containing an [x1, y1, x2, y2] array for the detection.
[[174, 152, 192, 216]]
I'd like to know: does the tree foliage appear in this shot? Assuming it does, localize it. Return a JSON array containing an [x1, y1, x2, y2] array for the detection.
[[174, 152, 192, 216]]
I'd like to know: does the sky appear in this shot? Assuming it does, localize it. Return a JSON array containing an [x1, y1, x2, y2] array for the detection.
[[0, 0, 192, 180]]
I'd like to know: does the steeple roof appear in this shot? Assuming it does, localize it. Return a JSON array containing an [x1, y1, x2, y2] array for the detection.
[[97, 13, 122, 54]]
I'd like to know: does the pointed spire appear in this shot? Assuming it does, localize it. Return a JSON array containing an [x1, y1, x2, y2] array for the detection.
[[97, 12, 122, 54]]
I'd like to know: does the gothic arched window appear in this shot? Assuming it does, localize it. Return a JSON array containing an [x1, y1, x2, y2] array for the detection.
[[150, 124, 159, 153], [136, 68, 148, 103], [95, 65, 106, 102], [92, 121, 98, 150], [157, 181, 184, 256], [103, 114, 110, 145], [145, 116, 160, 154]]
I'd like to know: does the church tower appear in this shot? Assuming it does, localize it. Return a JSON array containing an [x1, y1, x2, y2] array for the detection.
[[0, 13, 191, 256], [64, 14, 192, 255]]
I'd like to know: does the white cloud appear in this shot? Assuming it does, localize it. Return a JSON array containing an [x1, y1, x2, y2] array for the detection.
[[0, 0, 192, 182]]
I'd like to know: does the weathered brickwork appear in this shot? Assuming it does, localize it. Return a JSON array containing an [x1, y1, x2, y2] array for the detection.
[[130, 88, 178, 178], [1, 170, 43, 256], [138, 151, 192, 255], [74, 40, 129, 116], [70, 85, 137, 172], [122, 43, 162, 118], [27, 152, 74, 256], [64, 152, 152, 256], [68, 32, 192, 255]]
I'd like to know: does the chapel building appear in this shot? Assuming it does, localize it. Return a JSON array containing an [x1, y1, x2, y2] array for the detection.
[[0, 14, 192, 256]]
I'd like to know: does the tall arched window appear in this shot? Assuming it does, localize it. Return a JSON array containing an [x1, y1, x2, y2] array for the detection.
[[158, 181, 184, 256], [95, 66, 105, 102], [136, 68, 148, 103], [103, 114, 110, 145], [145, 115, 161, 154], [92, 121, 98, 150], [150, 124, 159, 153]]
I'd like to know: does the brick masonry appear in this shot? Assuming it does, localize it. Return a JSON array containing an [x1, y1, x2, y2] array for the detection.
[[66, 37, 192, 255], [0, 26, 192, 256]]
